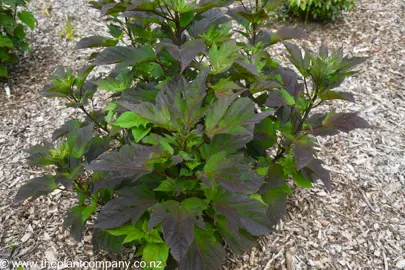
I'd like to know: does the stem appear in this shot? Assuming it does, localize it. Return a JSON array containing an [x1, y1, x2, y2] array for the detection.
[[239, 0, 248, 11], [124, 18, 135, 46], [174, 12, 183, 46], [272, 146, 286, 163], [252, 22, 257, 45], [294, 82, 318, 135], [79, 105, 109, 133]]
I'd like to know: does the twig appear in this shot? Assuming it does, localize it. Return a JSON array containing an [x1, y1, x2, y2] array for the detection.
[[264, 249, 284, 270], [358, 188, 377, 213]]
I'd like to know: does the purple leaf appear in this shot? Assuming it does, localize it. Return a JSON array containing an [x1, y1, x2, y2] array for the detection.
[[302, 159, 331, 191], [212, 189, 271, 236], [95, 185, 155, 229], [293, 139, 314, 170], [149, 198, 206, 261]]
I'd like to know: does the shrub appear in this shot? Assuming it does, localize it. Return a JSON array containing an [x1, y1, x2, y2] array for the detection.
[[0, 0, 36, 78], [286, 0, 355, 21], [15, 0, 369, 269]]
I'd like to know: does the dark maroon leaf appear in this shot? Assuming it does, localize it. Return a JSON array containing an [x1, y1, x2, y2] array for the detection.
[[95, 185, 155, 229], [342, 56, 368, 70], [265, 90, 284, 108], [63, 205, 95, 241], [86, 144, 159, 179], [264, 187, 287, 226], [75, 36, 117, 50], [308, 112, 371, 136], [234, 60, 260, 77], [179, 228, 225, 270], [92, 229, 125, 254], [92, 46, 154, 66], [277, 67, 304, 97], [159, 39, 206, 73], [319, 91, 355, 102], [216, 216, 256, 255], [323, 112, 371, 132], [283, 41, 310, 76], [259, 164, 288, 225], [293, 139, 314, 170], [14, 175, 58, 202], [201, 133, 253, 158], [149, 198, 206, 261], [259, 164, 286, 194], [269, 27, 308, 44], [302, 159, 331, 191], [202, 152, 264, 194], [188, 8, 228, 36], [212, 189, 271, 236], [85, 136, 110, 163], [100, 3, 117, 16]]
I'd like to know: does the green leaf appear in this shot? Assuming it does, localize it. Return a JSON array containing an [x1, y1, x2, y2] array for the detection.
[[143, 243, 169, 270], [279, 89, 295, 106], [212, 77, 243, 98], [17, 11, 36, 30], [154, 178, 199, 195], [106, 223, 146, 243], [293, 171, 312, 188], [42, 66, 75, 97], [67, 124, 94, 158], [96, 69, 133, 92], [205, 95, 272, 138], [0, 64, 7, 77], [279, 155, 296, 175], [114, 111, 150, 128], [0, 35, 13, 48], [208, 40, 240, 74], [63, 205, 96, 241], [131, 126, 151, 143], [179, 227, 225, 270], [75, 65, 95, 89]]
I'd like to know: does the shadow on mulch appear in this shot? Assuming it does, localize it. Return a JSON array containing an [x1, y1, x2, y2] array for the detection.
[[1, 46, 59, 101]]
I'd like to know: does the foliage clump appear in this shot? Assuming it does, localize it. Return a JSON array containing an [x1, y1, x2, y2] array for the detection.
[[286, 0, 355, 21], [15, 0, 369, 269], [0, 0, 36, 78]]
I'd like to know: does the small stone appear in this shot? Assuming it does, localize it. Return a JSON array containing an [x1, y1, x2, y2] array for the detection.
[[396, 259, 405, 268], [21, 233, 31, 243]]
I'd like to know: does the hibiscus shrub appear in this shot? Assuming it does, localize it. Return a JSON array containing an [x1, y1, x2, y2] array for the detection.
[[286, 0, 355, 21], [15, 0, 370, 269], [0, 0, 36, 77]]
